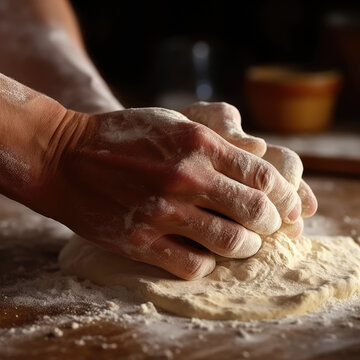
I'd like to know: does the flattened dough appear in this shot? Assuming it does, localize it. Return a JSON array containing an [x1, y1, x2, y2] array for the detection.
[[59, 233, 360, 320]]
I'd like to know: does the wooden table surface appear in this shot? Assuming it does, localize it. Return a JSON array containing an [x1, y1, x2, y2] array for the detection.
[[0, 175, 360, 360]]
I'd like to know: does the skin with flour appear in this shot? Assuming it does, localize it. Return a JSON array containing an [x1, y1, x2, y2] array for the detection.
[[0, 0, 317, 280], [0, 73, 313, 280], [47, 106, 306, 280]]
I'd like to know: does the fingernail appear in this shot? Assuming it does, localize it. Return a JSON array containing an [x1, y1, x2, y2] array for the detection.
[[285, 202, 301, 223]]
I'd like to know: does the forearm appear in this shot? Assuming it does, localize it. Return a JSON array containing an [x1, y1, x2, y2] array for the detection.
[[0, 73, 86, 206], [0, 0, 122, 114]]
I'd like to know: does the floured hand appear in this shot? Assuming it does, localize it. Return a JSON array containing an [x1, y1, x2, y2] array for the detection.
[[182, 101, 267, 157], [183, 101, 317, 238], [44, 107, 301, 280]]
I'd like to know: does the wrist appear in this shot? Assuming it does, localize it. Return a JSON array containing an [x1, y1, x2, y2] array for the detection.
[[0, 75, 89, 211], [25, 102, 90, 212]]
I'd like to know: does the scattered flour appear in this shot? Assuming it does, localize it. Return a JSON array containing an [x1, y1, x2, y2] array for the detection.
[[100, 108, 191, 144], [139, 302, 157, 315], [50, 327, 64, 338], [0, 175, 359, 359], [102, 121, 153, 144]]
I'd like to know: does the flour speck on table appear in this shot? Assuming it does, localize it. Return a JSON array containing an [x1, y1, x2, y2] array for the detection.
[[1, 176, 360, 360]]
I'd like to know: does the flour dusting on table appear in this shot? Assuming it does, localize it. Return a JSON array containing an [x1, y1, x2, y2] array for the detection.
[[1, 177, 360, 359]]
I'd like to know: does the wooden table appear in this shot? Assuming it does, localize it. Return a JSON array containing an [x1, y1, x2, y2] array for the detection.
[[0, 176, 360, 360]]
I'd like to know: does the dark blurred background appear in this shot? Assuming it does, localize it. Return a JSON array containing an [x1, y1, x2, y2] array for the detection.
[[71, 0, 360, 130]]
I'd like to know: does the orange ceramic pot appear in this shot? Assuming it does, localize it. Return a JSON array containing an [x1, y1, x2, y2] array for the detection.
[[245, 66, 342, 133]]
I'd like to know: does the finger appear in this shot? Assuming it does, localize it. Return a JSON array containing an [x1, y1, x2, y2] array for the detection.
[[298, 180, 318, 218], [140, 234, 216, 280], [279, 217, 304, 239], [182, 101, 267, 157], [96, 227, 215, 281], [262, 144, 303, 190], [225, 132, 267, 158], [211, 141, 302, 224], [195, 172, 282, 235], [159, 203, 262, 258]]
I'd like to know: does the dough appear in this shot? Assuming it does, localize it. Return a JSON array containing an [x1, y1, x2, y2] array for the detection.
[[59, 233, 360, 320]]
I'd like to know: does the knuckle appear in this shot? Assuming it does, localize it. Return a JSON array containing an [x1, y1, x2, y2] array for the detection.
[[188, 124, 210, 147], [126, 230, 148, 251], [279, 182, 298, 207], [162, 165, 200, 194], [179, 123, 212, 153], [220, 227, 246, 255], [254, 163, 277, 193], [249, 192, 271, 221], [142, 197, 177, 222]]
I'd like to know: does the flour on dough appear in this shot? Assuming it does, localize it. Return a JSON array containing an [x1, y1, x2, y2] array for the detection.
[[59, 233, 360, 321]]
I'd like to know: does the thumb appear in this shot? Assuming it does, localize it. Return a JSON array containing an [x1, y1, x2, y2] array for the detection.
[[182, 101, 267, 157]]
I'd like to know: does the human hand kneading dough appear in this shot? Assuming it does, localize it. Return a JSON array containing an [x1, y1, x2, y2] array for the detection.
[[0, 76, 313, 281], [182, 101, 318, 239], [40, 106, 308, 280], [0, 0, 317, 281]]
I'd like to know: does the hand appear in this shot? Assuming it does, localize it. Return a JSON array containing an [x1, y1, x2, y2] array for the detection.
[[182, 101, 267, 157], [41, 107, 301, 280], [262, 145, 318, 237], [182, 101, 318, 238]]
